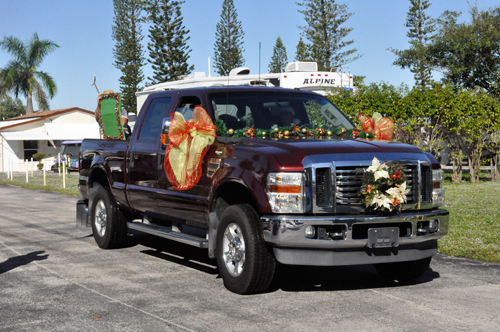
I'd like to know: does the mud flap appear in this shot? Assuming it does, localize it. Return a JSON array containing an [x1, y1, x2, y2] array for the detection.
[[76, 199, 90, 228], [208, 212, 217, 259]]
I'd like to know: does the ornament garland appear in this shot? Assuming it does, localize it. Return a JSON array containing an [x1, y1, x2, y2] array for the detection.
[[214, 120, 375, 139]]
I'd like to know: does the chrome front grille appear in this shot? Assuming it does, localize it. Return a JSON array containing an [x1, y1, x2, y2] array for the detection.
[[335, 165, 417, 206], [312, 161, 431, 214], [420, 165, 432, 204]]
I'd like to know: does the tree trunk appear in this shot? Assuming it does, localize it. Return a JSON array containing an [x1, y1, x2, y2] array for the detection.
[[26, 93, 34, 114], [492, 154, 500, 181], [468, 156, 477, 183], [452, 157, 462, 183]]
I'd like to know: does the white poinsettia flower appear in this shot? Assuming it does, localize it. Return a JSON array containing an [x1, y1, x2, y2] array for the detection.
[[373, 169, 389, 181], [371, 194, 392, 210], [386, 181, 410, 203], [366, 157, 382, 173], [366, 157, 390, 181], [398, 181, 410, 196]]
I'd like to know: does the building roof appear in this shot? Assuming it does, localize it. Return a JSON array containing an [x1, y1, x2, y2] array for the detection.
[[0, 118, 34, 129], [7, 107, 94, 120], [0, 107, 94, 130]]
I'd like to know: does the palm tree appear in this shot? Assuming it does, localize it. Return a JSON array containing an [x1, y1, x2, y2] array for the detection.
[[0, 33, 59, 113]]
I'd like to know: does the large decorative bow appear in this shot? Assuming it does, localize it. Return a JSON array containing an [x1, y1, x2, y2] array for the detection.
[[358, 112, 395, 140], [164, 106, 217, 190]]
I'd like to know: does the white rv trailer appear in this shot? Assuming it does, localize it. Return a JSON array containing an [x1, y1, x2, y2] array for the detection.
[[135, 62, 354, 114]]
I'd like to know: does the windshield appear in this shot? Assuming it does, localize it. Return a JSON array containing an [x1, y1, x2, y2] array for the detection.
[[209, 91, 353, 131]]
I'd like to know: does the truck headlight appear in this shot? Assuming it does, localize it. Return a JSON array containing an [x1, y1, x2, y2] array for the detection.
[[267, 172, 305, 213], [432, 169, 445, 207]]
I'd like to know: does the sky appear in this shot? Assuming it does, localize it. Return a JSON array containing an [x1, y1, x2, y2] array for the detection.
[[0, 0, 498, 113]]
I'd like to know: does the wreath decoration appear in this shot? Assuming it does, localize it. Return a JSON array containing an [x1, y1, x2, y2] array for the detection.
[[359, 157, 410, 215], [96, 92, 124, 140]]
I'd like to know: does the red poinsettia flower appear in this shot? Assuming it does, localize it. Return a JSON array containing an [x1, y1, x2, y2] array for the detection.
[[391, 170, 402, 180], [391, 198, 400, 207]]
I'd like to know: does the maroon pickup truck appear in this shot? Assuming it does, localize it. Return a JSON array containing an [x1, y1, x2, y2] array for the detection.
[[77, 86, 449, 294]]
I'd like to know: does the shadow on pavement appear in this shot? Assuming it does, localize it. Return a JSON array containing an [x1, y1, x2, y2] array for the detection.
[[127, 231, 219, 275], [268, 263, 440, 293], [124, 231, 440, 293], [0, 250, 49, 275]]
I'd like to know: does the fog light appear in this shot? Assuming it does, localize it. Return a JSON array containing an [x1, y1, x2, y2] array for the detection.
[[428, 220, 438, 233], [305, 226, 316, 238]]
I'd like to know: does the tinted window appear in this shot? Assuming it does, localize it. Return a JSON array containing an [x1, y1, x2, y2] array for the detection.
[[138, 97, 171, 142], [209, 91, 353, 130], [174, 96, 202, 122]]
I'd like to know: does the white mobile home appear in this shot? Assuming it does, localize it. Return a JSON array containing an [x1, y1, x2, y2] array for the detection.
[[136, 62, 354, 114]]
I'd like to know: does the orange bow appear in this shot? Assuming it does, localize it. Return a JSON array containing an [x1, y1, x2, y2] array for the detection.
[[164, 106, 217, 190], [358, 113, 395, 140]]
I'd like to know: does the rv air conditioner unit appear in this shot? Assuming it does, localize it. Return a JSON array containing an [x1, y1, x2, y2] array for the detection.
[[285, 62, 318, 72]]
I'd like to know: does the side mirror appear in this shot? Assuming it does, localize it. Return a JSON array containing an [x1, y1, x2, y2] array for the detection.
[[162, 118, 171, 133], [161, 118, 171, 149]]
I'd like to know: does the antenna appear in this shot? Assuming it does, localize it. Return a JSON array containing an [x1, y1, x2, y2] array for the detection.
[[208, 57, 211, 77], [90, 74, 100, 94], [259, 42, 261, 83]]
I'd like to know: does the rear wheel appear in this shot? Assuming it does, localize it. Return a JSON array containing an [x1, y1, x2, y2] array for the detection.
[[89, 183, 127, 249], [216, 204, 276, 294], [373, 257, 432, 282]]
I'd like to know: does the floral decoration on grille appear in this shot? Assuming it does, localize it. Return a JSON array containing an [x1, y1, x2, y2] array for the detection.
[[359, 157, 410, 214]]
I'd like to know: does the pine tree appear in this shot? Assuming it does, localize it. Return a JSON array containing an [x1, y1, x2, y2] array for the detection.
[[112, 0, 145, 113], [213, 0, 245, 76], [391, 0, 436, 90], [294, 37, 310, 62], [296, 0, 361, 71], [145, 0, 193, 84], [268, 37, 288, 73]]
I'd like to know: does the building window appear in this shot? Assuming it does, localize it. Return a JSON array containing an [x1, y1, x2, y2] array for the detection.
[[23, 140, 39, 160]]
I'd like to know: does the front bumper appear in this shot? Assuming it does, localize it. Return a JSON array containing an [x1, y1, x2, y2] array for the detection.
[[261, 209, 449, 266]]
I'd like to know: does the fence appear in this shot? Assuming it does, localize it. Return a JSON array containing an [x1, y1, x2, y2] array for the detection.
[[4, 155, 70, 188]]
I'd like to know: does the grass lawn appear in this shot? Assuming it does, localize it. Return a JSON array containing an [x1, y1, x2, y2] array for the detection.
[[439, 181, 500, 263], [1, 172, 499, 263], [0, 173, 80, 197]]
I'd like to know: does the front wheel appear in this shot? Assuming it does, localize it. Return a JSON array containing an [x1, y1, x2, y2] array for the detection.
[[89, 183, 127, 249], [373, 257, 432, 282], [216, 204, 276, 294]]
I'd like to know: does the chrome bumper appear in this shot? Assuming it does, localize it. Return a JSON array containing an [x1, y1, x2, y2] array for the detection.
[[261, 209, 449, 266]]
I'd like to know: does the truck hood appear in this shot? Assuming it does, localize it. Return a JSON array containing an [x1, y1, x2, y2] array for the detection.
[[222, 137, 429, 171]]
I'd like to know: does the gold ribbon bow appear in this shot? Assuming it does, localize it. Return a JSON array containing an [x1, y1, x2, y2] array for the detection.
[[358, 112, 395, 141], [164, 106, 217, 190]]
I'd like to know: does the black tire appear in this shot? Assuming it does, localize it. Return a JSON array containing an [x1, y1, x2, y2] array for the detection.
[[216, 204, 276, 294], [373, 257, 432, 282], [89, 183, 127, 249]]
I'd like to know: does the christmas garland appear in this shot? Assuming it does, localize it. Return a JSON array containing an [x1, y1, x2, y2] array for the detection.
[[359, 157, 410, 215], [215, 120, 375, 139]]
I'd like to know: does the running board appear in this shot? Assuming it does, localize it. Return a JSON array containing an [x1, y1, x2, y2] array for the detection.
[[127, 222, 208, 248]]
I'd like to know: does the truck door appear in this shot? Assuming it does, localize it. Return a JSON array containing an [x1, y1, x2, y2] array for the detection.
[[156, 94, 212, 228], [126, 97, 172, 213]]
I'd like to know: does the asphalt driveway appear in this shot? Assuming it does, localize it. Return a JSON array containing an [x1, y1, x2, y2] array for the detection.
[[0, 183, 499, 331]]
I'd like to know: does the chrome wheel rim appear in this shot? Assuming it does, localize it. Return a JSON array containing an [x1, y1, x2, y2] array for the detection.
[[222, 223, 245, 277], [94, 199, 107, 237]]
